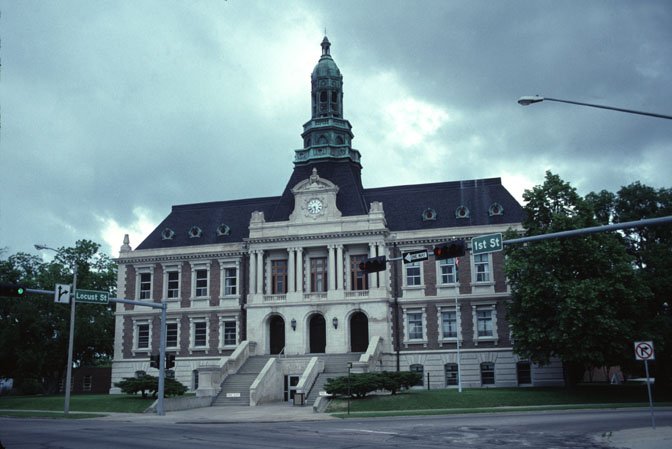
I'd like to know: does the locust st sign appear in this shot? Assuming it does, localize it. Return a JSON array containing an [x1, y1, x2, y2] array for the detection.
[[472, 233, 503, 255], [74, 289, 109, 304]]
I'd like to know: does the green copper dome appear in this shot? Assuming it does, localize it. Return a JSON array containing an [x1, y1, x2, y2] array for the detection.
[[312, 37, 341, 79], [295, 37, 361, 167]]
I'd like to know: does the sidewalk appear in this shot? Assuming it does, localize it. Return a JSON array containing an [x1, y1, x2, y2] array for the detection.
[[101, 402, 337, 424], [597, 426, 672, 449]]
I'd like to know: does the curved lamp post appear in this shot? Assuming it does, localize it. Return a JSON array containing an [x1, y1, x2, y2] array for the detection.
[[518, 96, 672, 120], [35, 244, 77, 415]]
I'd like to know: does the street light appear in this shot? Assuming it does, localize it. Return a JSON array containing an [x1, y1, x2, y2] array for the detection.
[[35, 243, 77, 416], [517, 96, 672, 120]]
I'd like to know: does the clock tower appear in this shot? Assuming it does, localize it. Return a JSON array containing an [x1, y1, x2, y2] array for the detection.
[[294, 37, 361, 167]]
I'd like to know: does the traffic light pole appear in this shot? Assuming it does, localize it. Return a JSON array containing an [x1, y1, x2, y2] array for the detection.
[[1, 286, 169, 416], [64, 267, 77, 415]]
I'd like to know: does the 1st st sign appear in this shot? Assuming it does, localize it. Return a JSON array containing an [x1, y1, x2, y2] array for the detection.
[[472, 233, 503, 255]]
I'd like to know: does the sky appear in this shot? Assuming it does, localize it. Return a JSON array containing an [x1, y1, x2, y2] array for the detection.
[[1, 0, 671, 259]]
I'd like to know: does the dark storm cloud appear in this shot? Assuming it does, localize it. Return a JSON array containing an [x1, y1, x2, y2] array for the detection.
[[1, 0, 670, 257]]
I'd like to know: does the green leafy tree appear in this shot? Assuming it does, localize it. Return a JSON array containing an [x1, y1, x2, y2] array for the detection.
[[587, 182, 672, 382], [0, 241, 116, 394], [504, 172, 646, 386]]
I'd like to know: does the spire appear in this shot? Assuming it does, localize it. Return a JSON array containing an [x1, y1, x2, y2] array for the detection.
[[294, 37, 361, 167], [321, 36, 331, 56]]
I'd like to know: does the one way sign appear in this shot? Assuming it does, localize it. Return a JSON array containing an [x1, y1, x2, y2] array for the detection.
[[634, 341, 655, 361]]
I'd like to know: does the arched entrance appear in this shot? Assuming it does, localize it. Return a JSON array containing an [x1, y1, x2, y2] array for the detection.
[[269, 315, 285, 355], [350, 311, 369, 352], [309, 314, 326, 353]]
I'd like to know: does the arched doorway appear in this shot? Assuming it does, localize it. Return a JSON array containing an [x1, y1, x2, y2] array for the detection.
[[350, 311, 369, 352], [269, 315, 285, 355], [309, 314, 326, 353]]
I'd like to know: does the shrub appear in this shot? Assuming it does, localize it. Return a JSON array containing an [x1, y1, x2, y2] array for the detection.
[[324, 371, 423, 398], [114, 375, 187, 398]]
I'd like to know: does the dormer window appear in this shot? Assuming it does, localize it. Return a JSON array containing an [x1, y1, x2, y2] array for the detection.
[[422, 208, 437, 221], [189, 226, 202, 239], [216, 224, 231, 236], [489, 203, 504, 216], [161, 228, 175, 241], [456, 206, 470, 219]]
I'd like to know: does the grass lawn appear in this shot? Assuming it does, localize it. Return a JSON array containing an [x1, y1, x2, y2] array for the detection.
[[0, 394, 155, 413], [326, 385, 672, 414]]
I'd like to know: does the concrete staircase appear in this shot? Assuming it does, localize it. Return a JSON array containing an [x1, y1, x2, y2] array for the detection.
[[212, 355, 273, 406], [305, 353, 361, 405]]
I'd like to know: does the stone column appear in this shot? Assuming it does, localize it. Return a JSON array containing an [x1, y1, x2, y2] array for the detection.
[[288, 248, 296, 293], [256, 250, 264, 295], [336, 244, 344, 290], [328, 245, 336, 291], [296, 248, 304, 294], [377, 242, 387, 290], [369, 243, 378, 288], [249, 251, 256, 295]]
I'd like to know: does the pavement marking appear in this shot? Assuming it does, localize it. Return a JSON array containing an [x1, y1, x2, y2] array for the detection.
[[342, 428, 399, 435]]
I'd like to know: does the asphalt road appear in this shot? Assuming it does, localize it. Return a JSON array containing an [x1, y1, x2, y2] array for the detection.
[[1, 408, 670, 448]]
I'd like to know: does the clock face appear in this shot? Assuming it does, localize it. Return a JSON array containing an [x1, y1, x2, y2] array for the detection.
[[307, 198, 323, 214]]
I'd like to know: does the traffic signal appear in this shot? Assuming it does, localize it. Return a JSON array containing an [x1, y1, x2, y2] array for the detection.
[[359, 256, 387, 273], [150, 354, 160, 369], [0, 282, 27, 297], [433, 241, 465, 260], [166, 353, 176, 369]]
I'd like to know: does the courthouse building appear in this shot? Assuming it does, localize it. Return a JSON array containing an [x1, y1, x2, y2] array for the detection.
[[110, 37, 563, 404]]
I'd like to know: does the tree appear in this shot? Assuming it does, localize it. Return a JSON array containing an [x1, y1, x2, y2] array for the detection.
[[0, 241, 116, 394], [587, 182, 672, 382], [114, 375, 187, 398], [504, 172, 646, 386]]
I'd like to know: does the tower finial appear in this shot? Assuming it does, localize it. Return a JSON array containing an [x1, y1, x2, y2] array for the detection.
[[321, 35, 331, 56]]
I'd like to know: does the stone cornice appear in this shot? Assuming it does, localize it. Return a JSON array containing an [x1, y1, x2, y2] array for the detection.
[[246, 229, 389, 246], [116, 251, 246, 265]]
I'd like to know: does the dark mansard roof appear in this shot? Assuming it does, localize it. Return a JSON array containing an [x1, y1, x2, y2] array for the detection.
[[135, 160, 522, 250]]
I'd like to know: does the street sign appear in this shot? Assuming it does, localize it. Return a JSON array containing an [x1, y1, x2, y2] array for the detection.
[[403, 250, 429, 264], [74, 289, 109, 304], [54, 284, 71, 304], [635, 341, 655, 361], [472, 233, 503, 255]]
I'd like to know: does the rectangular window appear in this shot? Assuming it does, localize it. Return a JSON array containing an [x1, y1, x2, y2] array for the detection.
[[474, 254, 490, 282], [350, 255, 369, 290], [272, 260, 288, 294], [195, 270, 208, 297], [311, 257, 327, 292], [194, 321, 207, 347], [441, 311, 457, 338], [83, 375, 92, 392], [224, 268, 237, 295], [445, 363, 458, 386], [481, 362, 495, 385], [517, 361, 532, 385], [137, 323, 150, 349], [167, 271, 179, 298], [405, 262, 421, 286], [139, 273, 151, 300], [223, 320, 236, 346], [439, 258, 457, 284], [166, 322, 178, 348], [407, 312, 423, 340], [477, 308, 493, 337], [410, 364, 424, 386]]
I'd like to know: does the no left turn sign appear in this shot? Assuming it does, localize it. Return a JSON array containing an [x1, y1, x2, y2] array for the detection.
[[634, 341, 655, 361]]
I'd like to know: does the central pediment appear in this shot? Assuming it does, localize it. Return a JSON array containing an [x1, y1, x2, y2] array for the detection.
[[289, 168, 342, 223]]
